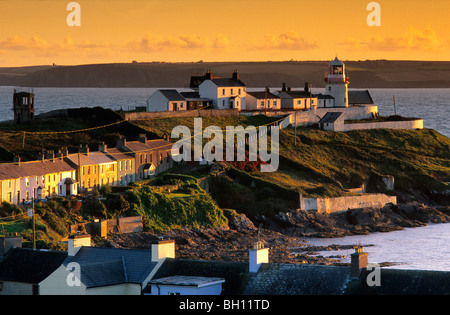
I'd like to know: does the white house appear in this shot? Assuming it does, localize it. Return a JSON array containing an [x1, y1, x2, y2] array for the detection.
[[245, 89, 280, 111], [316, 94, 335, 108], [199, 71, 246, 110], [318, 112, 345, 131], [147, 89, 187, 112], [278, 84, 318, 110]]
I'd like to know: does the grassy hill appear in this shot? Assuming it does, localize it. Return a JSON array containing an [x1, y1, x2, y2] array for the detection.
[[2, 60, 450, 88], [1, 111, 449, 249]]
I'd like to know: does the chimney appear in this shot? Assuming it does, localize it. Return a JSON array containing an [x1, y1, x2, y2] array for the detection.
[[13, 155, 21, 166], [249, 241, 268, 273], [38, 151, 45, 162], [151, 239, 175, 262], [304, 82, 309, 93], [0, 233, 22, 257], [282, 83, 287, 92], [98, 142, 107, 153], [205, 70, 213, 80], [138, 134, 147, 144], [351, 246, 368, 278], [45, 150, 55, 161], [68, 233, 91, 256], [55, 147, 68, 160], [232, 70, 239, 81], [78, 144, 89, 156], [116, 136, 127, 149]]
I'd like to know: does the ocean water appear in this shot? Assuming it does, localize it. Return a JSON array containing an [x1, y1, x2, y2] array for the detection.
[[302, 223, 450, 272], [0, 86, 448, 137]]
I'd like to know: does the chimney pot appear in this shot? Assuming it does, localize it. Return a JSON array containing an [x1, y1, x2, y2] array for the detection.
[[151, 239, 175, 262], [351, 246, 368, 278], [68, 233, 91, 256], [249, 242, 268, 273]]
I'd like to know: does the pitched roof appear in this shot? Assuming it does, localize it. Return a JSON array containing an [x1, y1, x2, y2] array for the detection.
[[0, 159, 75, 180], [0, 248, 68, 284], [122, 139, 172, 154], [244, 264, 351, 295], [344, 268, 450, 295], [319, 112, 343, 124], [210, 78, 246, 87], [246, 91, 280, 99], [104, 147, 135, 161], [280, 90, 314, 99], [158, 89, 185, 102], [315, 93, 335, 100], [63, 246, 157, 288], [348, 90, 374, 105]]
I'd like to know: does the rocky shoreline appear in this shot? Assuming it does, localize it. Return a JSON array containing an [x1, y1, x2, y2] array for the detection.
[[100, 202, 450, 266]]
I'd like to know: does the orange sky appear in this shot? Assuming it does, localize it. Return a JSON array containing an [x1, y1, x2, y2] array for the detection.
[[0, 0, 449, 66]]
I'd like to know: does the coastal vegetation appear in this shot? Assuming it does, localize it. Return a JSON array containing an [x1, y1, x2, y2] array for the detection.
[[0, 112, 449, 251]]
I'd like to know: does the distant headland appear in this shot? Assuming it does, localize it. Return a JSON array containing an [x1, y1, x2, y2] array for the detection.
[[1, 60, 450, 88]]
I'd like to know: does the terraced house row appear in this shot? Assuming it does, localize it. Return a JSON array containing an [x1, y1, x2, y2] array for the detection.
[[0, 135, 173, 204]]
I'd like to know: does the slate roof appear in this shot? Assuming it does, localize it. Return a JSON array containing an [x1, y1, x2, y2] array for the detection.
[[158, 89, 186, 102], [244, 264, 351, 295], [210, 78, 246, 87], [344, 268, 450, 295], [122, 139, 172, 154], [246, 91, 280, 99], [348, 90, 374, 105], [0, 159, 75, 180], [104, 147, 135, 161], [315, 93, 335, 100], [0, 248, 68, 284], [63, 246, 157, 288], [319, 112, 343, 124], [280, 90, 314, 98]]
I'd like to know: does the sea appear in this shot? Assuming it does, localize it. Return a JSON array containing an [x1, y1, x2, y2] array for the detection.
[[0, 86, 448, 271]]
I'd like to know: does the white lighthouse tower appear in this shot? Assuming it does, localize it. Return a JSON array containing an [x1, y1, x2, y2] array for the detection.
[[325, 57, 349, 107]]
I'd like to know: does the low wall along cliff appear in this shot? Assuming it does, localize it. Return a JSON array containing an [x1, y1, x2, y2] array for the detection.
[[125, 109, 239, 120], [300, 193, 397, 214]]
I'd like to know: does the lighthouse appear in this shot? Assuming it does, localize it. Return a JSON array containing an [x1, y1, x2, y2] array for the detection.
[[324, 57, 349, 107]]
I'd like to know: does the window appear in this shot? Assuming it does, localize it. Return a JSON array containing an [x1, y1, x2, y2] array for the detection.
[[26, 191, 29, 200], [238, 88, 241, 95], [25, 178, 29, 187], [6, 192, 11, 203], [231, 88, 233, 95], [222, 89, 225, 95], [160, 153, 163, 163], [328, 86, 331, 92], [82, 167, 85, 175], [8, 180, 11, 188], [87, 166, 90, 175]]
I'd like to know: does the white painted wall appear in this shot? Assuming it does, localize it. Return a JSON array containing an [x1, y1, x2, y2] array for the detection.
[[149, 283, 223, 295], [147, 91, 170, 112]]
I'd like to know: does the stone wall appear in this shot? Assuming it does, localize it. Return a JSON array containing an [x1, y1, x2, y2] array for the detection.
[[343, 119, 423, 132], [300, 193, 397, 214], [125, 108, 239, 120]]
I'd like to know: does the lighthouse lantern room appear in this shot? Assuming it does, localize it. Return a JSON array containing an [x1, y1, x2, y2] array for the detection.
[[324, 57, 349, 107]]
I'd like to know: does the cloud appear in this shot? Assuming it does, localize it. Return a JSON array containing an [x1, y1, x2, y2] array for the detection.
[[341, 26, 446, 52], [137, 33, 231, 52], [252, 32, 319, 51]]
